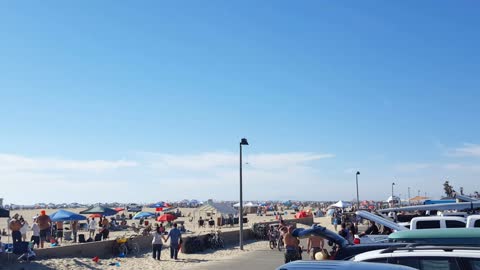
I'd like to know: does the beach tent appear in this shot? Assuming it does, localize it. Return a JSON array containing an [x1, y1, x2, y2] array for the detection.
[[50, 209, 87, 222], [245, 202, 258, 207], [133, 212, 155, 220], [80, 205, 117, 216], [233, 202, 240, 207], [295, 211, 310, 219], [329, 200, 351, 209], [326, 209, 335, 216], [0, 208, 9, 218], [196, 202, 238, 217], [157, 214, 176, 222]]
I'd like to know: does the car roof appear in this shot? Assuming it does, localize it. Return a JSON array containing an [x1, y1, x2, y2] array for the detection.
[[411, 216, 466, 221], [354, 246, 480, 261], [389, 228, 480, 239], [276, 261, 417, 270]]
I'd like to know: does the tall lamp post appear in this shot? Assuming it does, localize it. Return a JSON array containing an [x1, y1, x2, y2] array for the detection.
[[356, 171, 360, 210], [408, 187, 411, 205], [239, 138, 249, 250], [391, 182, 396, 206]]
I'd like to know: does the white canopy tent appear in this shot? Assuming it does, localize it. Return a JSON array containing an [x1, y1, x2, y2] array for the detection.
[[329, 200, 352, 209]]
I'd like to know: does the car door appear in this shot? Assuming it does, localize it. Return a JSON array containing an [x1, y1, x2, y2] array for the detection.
[[392, 256, 461, 270]]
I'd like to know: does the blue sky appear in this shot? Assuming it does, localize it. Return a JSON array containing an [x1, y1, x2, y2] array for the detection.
[[1, 1, 480, 204]]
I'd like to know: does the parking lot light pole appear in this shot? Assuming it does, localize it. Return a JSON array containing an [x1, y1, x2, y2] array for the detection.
[[239, 138, 249, 250]]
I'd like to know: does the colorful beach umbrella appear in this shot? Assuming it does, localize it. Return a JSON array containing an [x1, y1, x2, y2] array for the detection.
[[133, 212, 155, 220], [157, 214, 176, 222], [80, 205, 117, 216], [50, 209, 87, 222], [89, 214, 102, 218], [114, 207, 125, 212]]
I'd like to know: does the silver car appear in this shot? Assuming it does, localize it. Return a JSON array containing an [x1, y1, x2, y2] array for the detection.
[[276, 261, 417, 270]]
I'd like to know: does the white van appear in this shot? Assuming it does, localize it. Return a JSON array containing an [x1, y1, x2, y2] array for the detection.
[[410, 216, 466, 230]]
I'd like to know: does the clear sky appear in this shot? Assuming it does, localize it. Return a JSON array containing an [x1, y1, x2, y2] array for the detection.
[[1, 1, 480, 204]]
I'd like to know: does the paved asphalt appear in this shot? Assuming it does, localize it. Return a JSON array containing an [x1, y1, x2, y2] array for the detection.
[[190, 239, 313, 270]]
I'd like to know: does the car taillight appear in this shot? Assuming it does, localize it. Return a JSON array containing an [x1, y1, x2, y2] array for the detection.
[[353, 238, 360, 244]]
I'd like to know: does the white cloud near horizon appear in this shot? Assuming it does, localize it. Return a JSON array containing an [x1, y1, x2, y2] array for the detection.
[[0, 153, 138, 172], [447, 143, 480, 157], [0, 151, 335, 204]]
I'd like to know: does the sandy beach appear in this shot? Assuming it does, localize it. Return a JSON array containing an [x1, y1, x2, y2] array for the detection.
[[1, 207, 331, 270], [4, 240, 269, 270]]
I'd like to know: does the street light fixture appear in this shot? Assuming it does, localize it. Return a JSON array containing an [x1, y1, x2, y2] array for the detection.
[[356, 171, 360, 210], [392, 182, 396, 206], [239, 138, 249, 250]]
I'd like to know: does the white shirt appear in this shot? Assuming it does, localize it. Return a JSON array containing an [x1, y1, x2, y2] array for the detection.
[[89, 220, 96, 230], [32, 223, 40, 237], [152, 232, 164, 245], [20, 221, 29, 234]]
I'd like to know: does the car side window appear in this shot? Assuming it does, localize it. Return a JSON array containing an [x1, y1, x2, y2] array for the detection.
[[394, 257, 460, 270], [474, 220, 480, 228], [364, 258, 389, 263], [466, 258, 480, 270], [416, 220, 440, 229], [445, 220, 466, 228]]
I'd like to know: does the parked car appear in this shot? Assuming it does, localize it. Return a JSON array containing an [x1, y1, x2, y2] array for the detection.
[[388, 228, 480, 246], [292, 225, 409, 260], [409, 216, 466, 230], [352, 245, 480, 270], [276, 261, 417, 270], [126, 203, 142, 212], [467, 215, 480, 228]]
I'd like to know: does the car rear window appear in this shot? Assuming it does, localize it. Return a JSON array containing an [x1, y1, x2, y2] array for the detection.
[[475, 220, 480, 228], [445, 220, 465, 228], [416, 220, 441, 229]]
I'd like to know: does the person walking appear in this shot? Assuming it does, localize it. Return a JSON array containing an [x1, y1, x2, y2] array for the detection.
[[20, 217, 29, 242], [9, 214, 22, 244], [37, 210, 52, 248], [31, 220, 40, 248], [164, 223, 181, 260], [71, 220, 78, 243], [88, 218, 97, 238], [307, 234, 324, 260], [283, 226, 301, 264], [151, 225, 164, 260]]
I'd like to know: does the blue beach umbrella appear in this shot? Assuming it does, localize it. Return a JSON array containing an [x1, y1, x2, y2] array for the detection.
[[51, 209, 87, 222], [148, 202, 166, 208], [132, 212, 156, 220]]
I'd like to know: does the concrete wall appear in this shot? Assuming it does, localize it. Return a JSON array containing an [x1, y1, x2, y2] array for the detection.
[[0, 216, 313, 263]]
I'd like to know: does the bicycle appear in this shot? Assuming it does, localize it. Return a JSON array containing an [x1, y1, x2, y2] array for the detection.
[[112, 235, 140, 257], [207, 230, 224, 249]]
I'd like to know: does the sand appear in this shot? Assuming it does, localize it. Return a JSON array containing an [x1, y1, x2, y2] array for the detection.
[[4, 240, 269, 270], [2, 207, 322, 270]]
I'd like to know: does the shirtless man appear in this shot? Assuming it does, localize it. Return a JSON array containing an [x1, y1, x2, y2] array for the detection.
[[56, 221, 64, 243], [283, 226, 300, 264], [9, 214, 22, 244], [307, 234, 324, 260], [37, 210, 52, 248]]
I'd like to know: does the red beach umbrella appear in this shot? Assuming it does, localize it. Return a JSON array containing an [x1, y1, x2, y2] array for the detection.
[[157, 214, 176, 222], [89, 214, 102, 218], [115, 207, 125, 212]]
